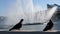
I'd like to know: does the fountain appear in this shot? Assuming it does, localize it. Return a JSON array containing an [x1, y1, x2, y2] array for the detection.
[[0, 0, 58, 31]]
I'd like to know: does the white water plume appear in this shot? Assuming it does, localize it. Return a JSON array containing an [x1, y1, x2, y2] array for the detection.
[[33, 6, 57, 23], [5, 0, 35, 25], [42, 6, 57, 23], [4, 0, 57, 25]]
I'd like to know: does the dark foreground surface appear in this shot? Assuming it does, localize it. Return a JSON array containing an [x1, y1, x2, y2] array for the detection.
[[0, 31, 60, 34]]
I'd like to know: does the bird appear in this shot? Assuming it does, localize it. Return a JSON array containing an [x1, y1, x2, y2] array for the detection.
[[43, 20, 54, 31], [9, 19, 24, 31]]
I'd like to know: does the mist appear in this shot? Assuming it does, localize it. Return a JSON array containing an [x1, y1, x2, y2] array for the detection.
[[4, 0, 57, 25]]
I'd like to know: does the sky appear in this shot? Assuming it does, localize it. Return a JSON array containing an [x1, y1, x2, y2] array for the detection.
[[0, 0, 60, 16]]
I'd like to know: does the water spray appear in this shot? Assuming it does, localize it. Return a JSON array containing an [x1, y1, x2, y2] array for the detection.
[[45, 6, 57, 23]]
